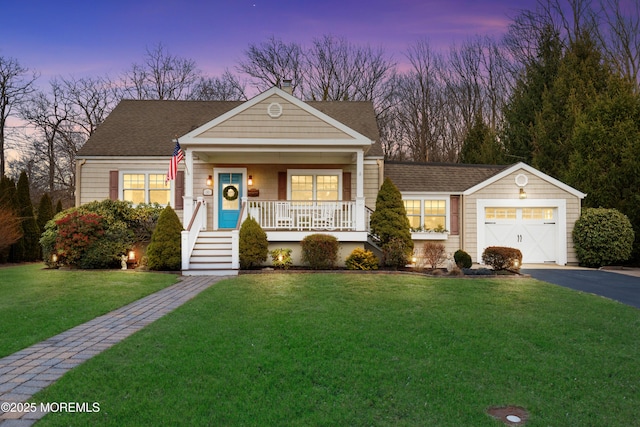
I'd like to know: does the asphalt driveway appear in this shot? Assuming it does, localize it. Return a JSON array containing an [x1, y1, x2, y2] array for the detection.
[[522, 266, 640, 309]]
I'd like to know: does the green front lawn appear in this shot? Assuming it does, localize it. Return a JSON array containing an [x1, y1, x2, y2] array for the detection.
[[34, 273, 640, 426], [0, 264, 178, 358]]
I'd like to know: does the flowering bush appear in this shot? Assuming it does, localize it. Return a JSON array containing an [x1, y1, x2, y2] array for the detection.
[[54, 211, 105, 267], [41, 200, 164, 269]]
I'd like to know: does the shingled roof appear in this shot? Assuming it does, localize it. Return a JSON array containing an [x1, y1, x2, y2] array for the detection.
[[384, 161, 510, 193], [77, 99, 382, 157]]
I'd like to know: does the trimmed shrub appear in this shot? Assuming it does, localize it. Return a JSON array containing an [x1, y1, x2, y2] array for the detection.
[[573, 208, 635, 267], [454, 249, 472, 269], [482, 246, 523, 271], [421, 242, 447, 269], [370, 177, 413, 266], [301, 234, 339, 269], [147, 206, 183, 271], [345, 247, 379, 270], [573, 207, 635, 267], [382, 236, 410, 269], [239, 216, 268, 269], [270, 248, 292, 270]]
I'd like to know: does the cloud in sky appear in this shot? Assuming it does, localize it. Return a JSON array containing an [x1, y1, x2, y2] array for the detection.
[[1, 0, 536, 80]]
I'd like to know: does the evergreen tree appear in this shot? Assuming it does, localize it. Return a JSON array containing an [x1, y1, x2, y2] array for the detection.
[[0, 176, 19, 262], [0, 175, 17, 210], [14, 171, 40, 261], [36, 193, 54, 233], [370, 177, 413, 267], [532, 32, 611, 181], [459, 115, 505, 164], [36, 193, 54, 259], [146, 205, 182, 271], [502, 25, 562, 164], [55, 199, 63, 213], [239, 216, 268, 269]]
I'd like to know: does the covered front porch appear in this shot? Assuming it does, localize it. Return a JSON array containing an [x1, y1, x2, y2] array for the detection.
[[173, 86, 377, 274]]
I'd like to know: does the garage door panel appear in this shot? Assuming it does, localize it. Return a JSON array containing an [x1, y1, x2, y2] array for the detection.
[[483, 207, 557, 264]]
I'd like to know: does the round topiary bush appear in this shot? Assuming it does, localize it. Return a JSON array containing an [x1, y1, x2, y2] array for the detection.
[[454, 249, 472, 269], [239, 216, 268, 269], [573, 207, 635, 268], [482, 246, 523, 271], [147, 205, 183, 271], [345, 247, 379, 270], [301, 234, 339, 269]]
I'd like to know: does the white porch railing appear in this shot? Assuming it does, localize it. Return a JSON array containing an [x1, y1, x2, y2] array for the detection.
[[247, 200, 357, 231]]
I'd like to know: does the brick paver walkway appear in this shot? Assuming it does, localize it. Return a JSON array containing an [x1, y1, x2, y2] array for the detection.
[[0, 275, 228, 426]]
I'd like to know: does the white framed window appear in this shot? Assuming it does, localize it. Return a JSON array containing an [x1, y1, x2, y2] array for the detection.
[[402, 196, 449, 231], [288, 169, 341, 201], [121, 172, 171, 205]]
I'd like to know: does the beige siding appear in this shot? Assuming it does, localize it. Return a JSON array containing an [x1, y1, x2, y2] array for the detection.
[[463, 170, 582, 264], [197, 95, 352, 140], [78, 159, 185, 222], [412, 235, 462, 267], [364, 161, 381, 209]]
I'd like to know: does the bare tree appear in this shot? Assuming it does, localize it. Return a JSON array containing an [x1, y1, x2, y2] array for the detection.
[[594, 0, 640, 89], [19, 80, 71, 194], [60, 75, 117, 136], [236, 36, 305, 95], [0, 56, 38, 177], [189, 70, 248, 100], [303, 35, 395, 104], [119, 43, 201, 100], [389, 39, 449, 161]]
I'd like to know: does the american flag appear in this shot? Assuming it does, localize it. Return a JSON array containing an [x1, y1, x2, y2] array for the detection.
[[166, 140, 184, 181]]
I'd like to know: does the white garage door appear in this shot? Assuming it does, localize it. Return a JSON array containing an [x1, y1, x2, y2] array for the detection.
[[484, 207, 557, 263]]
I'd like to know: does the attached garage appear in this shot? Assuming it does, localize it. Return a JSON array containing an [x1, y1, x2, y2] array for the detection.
[[466, 164, 586, 266], [385, 161, 586, 267]]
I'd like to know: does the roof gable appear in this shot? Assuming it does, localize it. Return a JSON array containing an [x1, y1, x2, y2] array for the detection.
[[181, 87, 371, 145], [462, 162, 586, 198]]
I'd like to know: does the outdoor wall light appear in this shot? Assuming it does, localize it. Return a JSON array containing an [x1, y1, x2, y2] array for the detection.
[[248, 175, 253, 186], [206, 175, 213, 186], [519, 188, 527, 199]]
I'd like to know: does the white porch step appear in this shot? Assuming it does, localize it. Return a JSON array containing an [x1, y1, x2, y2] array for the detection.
[[184, 230, 236, 275]]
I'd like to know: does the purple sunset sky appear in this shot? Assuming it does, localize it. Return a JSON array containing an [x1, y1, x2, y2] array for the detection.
[[1, 0, 539, 82]]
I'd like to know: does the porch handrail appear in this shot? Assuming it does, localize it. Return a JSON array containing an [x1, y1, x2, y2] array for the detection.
[[181, 197, 206, 270], [186, 199, 203, 231]]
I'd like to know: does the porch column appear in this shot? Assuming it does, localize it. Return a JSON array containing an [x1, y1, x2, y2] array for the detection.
[[183, 148, 194, 227], [355, 149, 366, 231]]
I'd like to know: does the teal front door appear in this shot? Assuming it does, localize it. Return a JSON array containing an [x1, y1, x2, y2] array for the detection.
[[218, 173, 242, 228]]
